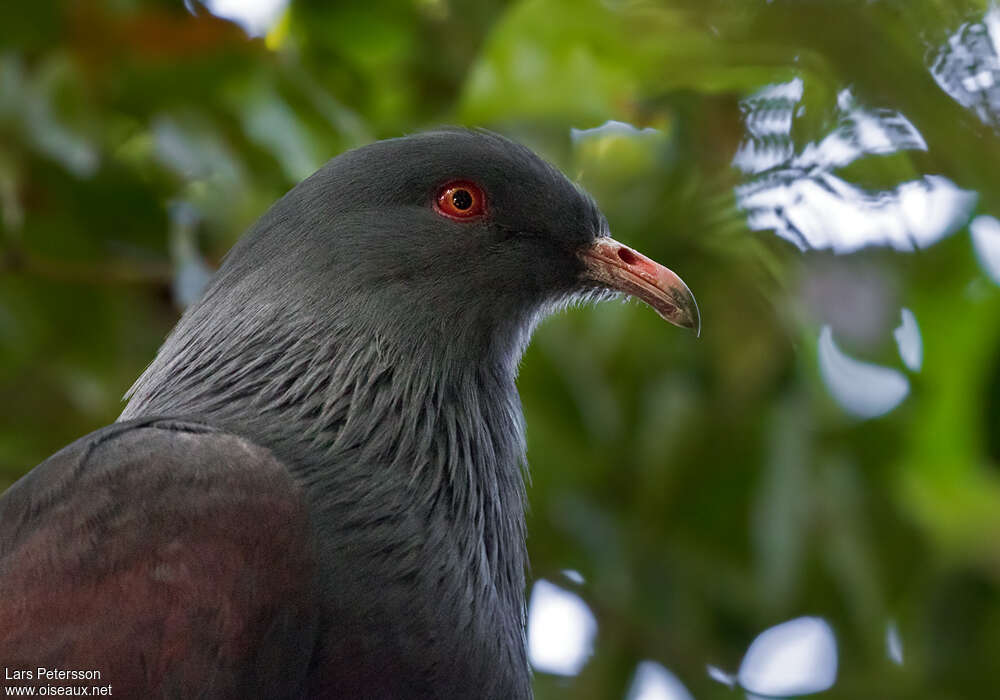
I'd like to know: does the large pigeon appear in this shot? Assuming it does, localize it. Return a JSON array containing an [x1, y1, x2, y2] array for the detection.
[[0, 129, 698, 699]]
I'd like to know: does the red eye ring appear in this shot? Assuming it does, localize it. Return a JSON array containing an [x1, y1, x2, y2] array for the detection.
[[435, 181, 486, 220]]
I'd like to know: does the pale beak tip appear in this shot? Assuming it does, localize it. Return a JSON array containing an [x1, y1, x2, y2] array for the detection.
[[668, 284, 701, 338], [684, 285, 701, 338]]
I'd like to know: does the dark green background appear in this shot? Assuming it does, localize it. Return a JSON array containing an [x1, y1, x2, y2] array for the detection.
[[2, 1, 999, 697]]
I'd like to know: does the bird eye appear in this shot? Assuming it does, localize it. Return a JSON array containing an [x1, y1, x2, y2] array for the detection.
[[435, 181, 486, 220]]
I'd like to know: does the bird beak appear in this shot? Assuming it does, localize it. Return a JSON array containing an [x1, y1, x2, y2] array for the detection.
[[579, 237, 700, 335]]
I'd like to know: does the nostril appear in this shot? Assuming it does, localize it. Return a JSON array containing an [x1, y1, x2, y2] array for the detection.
[[616, 247, 639, 265]]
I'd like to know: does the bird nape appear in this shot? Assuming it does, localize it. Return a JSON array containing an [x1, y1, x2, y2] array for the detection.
[[0, 129, 698, 699]]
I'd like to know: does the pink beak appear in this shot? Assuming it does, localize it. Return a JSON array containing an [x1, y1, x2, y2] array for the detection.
[[579, 237, 700, 335]]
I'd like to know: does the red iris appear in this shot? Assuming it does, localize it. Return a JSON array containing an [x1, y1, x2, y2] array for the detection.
[[435, 181, 486, 220]]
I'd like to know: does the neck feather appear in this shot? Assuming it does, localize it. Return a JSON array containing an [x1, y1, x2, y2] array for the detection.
[[120, 296, 532, 685]]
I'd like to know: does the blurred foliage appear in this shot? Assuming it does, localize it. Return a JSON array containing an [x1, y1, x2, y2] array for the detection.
[[3, 0, 1000, 698]]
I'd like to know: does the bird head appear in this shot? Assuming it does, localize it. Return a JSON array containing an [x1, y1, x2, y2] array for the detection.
[[212, 129, 698, 371]]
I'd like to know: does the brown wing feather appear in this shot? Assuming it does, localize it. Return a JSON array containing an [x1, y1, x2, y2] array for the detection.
[[0, 419, 319, 699]]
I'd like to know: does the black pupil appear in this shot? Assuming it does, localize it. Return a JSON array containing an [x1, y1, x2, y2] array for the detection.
[[452, 189, 473, 210]]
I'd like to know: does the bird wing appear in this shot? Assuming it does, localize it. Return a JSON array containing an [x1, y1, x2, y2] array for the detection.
[[0, 418, 319, 699]]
